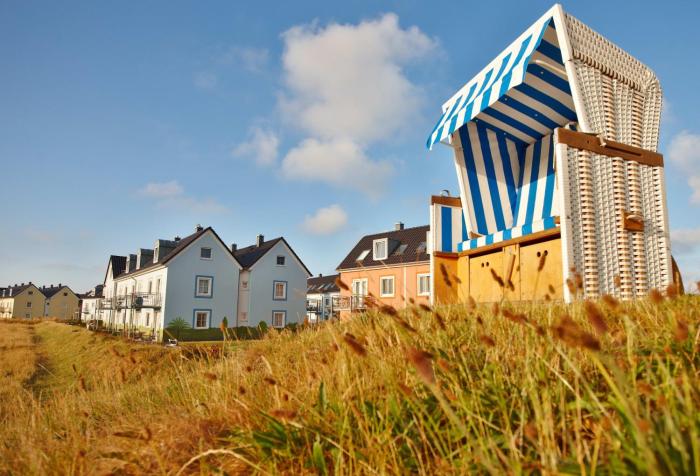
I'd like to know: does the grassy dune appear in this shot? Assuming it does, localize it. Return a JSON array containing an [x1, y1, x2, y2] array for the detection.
[[0, 294, 699, 475]]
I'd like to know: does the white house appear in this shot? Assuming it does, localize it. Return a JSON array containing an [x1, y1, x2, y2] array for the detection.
[[306, 274, 340, 323], [96, 226, 311, 339], [79, 284, 103, 324], [233, 235, 311, 328]]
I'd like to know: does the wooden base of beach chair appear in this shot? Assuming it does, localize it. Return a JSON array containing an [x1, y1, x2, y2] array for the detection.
[[433, 230, 564, 304]]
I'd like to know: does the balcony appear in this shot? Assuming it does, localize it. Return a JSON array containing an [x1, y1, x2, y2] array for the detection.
[[332, 294, 367, 312], [99, 293, 162, 310]]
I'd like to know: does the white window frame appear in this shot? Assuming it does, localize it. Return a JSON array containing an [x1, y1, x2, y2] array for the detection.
[[373, 238, 388, 260], [273, 281, 287, 300], [194, 310, 210, 329], [380, 275, 395, 297], [200, 247, 212, 260], [352, 278, 368, 296], [272, 311, 286, 328], [417, 273, 431, 296], [196, 276, 213, 297]]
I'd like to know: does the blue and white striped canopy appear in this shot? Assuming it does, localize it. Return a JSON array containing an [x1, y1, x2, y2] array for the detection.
[[426, 13, 576, 150]]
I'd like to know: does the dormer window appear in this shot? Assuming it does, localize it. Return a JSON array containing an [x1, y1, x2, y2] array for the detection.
[[200, 247, 212, 260], [356, 249, 370, 262], [373, 238, 388, 260]]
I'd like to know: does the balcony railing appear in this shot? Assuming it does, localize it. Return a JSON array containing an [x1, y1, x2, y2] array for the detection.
[[332, 294, 367, 312], [99, 293, 162, 310]]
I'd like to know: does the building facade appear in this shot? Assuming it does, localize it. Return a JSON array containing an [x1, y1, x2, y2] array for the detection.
[[42, 284, 80, 319], [0, 283, 46, 319], [95, 227, 310, 339], [306, 274, 340, 323], [233, 235, 311, 328], [336, 223, 431, 319]]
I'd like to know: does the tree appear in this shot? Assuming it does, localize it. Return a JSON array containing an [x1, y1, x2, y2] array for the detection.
[[166, 317, 190, 341]]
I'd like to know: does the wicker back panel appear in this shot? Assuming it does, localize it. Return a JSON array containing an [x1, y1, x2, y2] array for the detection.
[[561, 14, 671, 298]]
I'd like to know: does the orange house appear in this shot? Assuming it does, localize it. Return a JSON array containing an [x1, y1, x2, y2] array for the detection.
[[336, 223, 430, 319]]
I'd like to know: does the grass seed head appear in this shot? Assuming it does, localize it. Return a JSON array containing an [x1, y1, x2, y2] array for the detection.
[[203, 372, 218, 381], [335, 278, 349, 291], [263, 377, 277, 386], [343, 334, 367, 357], [537, 252, 547, 271], [601, 294, 619, 309], [479, 335, 496, 347], [673, 319, 689, 342], [666, 284, 679, 299], [433, 312, 446, 331], [407, 347, 435, 385], [584, 301, 608, 334], [649, 289, 664, 304], [490, 269, 504, 288]]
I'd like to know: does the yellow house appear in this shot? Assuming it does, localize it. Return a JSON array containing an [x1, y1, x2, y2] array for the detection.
[[0, 283, 46, 319], [42, 284, 80, 320]]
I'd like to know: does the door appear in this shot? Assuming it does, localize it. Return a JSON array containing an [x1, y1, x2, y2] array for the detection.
[[351, 279, 368, 310], [469, 251, 504, 302], [519, 238, 563, 301]]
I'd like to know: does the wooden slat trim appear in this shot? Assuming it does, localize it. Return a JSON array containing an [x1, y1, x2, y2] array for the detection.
[[457, 227, 561, 257], [431, 195, 462, 207], [556, 128, 663, 167], [433, 251, 459, 259]]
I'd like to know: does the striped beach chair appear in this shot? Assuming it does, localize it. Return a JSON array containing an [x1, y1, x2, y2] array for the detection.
[[428, 4, 674, 303]]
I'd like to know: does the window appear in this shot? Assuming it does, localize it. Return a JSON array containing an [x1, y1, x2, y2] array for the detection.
[[195, 276, 213, 298], [416, 241, 427, 254], [273, 281, 287, 300], [394, 244, 408, 256], [146, 313, 150, 327], [147, 281, 152, 293], [194, 310, 210, 329], [200, 247, 212, 260], [156, 279, 161, 292], [417, 273, 431, 296], [272, 311, 286, 328], [28, 291, 33, 295], [239, 311, 248, 324], [46, 301, 50, 306], [276, 255, 286, 266], [241, 280, 249, 290], [352, 279, 368, 296], [373, 239, 388, 260], [63, 292, 68, 297], [380, 276, 395, 297], [356, 249, 370, 262], [27, 302, 32, 308]]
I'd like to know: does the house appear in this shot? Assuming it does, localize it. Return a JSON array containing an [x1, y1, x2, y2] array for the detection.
[[79, 284, 104, 324], [233, 235, 311, 328], [98, 225, 242, 339], [306, 274, 340, 323], [95, 226, 311, 339], [0, 283, 46, 319], [41, 284, 80, 320], [426, 5, 675, 303], [336, 223, 431, 318]]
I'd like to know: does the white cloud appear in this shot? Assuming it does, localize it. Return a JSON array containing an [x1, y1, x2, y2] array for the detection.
[[232, 126, 279, 166], [302, 204, 348, 235], [671, 228, 700, 254], [139, 180, 184, 198], [277, 13, 437, 196], [668, 130, 700, 204], [280, 14, 436, 143], [282, 138, 393, 198], [193, 71, 218, 90], [219, 46, 269, 73], [138, 181, 227, 214]]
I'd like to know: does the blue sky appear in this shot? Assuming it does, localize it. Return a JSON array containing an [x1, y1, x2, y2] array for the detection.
[[1, 0, 699, 292]]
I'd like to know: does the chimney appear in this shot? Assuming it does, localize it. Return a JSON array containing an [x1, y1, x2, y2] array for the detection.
[[21, 283, 24, 286], [318, 273, 322, 277], [174, 236, 181, 242], [195, 224, 204, 232], [256, 234, 264, 247], [395, 222, 404, 231], [58, 283, 62, 288], [231, 243, 237, 252]]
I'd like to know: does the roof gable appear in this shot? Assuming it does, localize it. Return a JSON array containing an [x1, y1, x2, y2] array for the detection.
[[234, 237, 311, 276], [337, 225, 430, 271]]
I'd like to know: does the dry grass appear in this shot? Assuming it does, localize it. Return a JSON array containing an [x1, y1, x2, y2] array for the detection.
[[0, 294, 699, 475]]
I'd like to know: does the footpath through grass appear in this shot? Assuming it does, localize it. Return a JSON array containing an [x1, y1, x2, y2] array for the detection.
[[0, 294, 699, 475]]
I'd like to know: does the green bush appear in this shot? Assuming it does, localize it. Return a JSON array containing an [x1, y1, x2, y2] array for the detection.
[[175, 326, 265, 342]]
